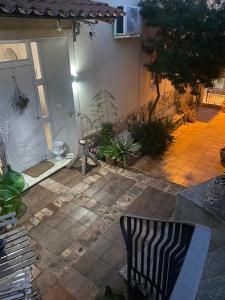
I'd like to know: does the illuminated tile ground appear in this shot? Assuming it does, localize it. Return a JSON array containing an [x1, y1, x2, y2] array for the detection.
[[133, 107, 225, 186]]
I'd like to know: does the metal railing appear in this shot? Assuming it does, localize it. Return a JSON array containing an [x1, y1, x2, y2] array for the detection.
[[203, 89, 225, 106], [120, 215, 199, 300]]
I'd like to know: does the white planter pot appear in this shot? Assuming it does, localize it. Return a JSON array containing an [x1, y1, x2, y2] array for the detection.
[[52, 141, 65, 161]]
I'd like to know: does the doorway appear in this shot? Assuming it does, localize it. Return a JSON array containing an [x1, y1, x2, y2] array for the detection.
[[0, 64, 47, 172]]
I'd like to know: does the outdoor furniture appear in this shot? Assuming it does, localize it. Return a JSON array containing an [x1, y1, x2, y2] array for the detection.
[[67, 139, 100, 175], [120, 215, 211, 300], [0, 213, 37, 300]]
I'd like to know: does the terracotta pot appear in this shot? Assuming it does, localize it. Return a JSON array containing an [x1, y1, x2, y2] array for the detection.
[[220, 148, 225, 161], [117, 161, 124, 168], [105, 157, 117, 166]]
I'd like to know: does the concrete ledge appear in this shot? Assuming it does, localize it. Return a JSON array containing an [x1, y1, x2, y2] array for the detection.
[[175, 181, 225, 248]]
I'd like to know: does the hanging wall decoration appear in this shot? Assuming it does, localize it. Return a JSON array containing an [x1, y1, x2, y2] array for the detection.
[[0, 118, 9, 177], [0, 137, 7, 177], [10, 75, 30, 116]]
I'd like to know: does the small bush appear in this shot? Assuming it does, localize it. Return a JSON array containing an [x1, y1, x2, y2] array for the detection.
[[103, 136, 141, 167], [131, 120, 173, 157], [89, 122, 114, 160], [98, 122, 114, 145]]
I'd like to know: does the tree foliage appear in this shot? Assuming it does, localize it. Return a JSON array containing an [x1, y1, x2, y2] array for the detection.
[[139, 0, 225, 117]]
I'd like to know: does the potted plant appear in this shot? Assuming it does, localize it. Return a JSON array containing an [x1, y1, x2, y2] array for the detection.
[[0, 178, 22, 216], [103, 144, 118, 165], [89, 122, 114, 161], [103, 136, 141, 167], [3, 165, 25, 193], [220, 147, 225, 162], [0, 165, 25, 216]]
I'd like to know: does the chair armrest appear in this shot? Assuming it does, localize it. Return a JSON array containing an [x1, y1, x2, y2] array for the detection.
[[170, 225, 211, 300], [0, 213, 17, 229]]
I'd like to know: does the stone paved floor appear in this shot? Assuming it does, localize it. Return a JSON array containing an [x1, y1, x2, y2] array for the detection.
[[133, 107, 225, 187], [19, 163, 182, 300]]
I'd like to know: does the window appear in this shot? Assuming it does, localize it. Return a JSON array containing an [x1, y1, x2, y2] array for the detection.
[[31, 42, 42, 80], [30, 41, 52, 151], [43, 122, 53, 150], [116, 6, 124, 34], [0, 43, 27, 62], [114, 6, 141, 38], [37, 85, 48, 117]]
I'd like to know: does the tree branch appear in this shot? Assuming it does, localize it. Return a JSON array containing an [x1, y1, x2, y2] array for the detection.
[[148, 74, 161, 121]]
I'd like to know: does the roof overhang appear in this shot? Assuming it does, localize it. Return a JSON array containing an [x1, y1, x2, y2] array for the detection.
[[0, 0, 124, 22]]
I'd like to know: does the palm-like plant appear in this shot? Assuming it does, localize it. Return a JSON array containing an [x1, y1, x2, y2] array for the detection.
[[103, 135, 141, 167]]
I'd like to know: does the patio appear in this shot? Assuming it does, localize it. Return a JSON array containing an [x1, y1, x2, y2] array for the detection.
[[18, 163, 183, 299], [132, 106, 225, 186]]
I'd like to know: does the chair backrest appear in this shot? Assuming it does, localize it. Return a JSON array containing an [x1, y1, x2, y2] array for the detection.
[[120, 215, 207, 300]]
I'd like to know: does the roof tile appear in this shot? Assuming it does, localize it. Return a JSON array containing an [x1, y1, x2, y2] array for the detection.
[[0, 0, 123, 19]]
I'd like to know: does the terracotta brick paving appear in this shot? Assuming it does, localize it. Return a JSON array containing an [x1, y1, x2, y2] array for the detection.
[[133, 107, 225, 187], [19, 163, 181, 299]]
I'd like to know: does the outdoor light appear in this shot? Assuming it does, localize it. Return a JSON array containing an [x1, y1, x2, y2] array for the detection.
[[70, 63, 79, 83], [71, 73, 79, 83], [70, 64, 79, 91]]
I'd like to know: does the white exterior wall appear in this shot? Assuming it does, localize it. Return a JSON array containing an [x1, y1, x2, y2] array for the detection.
[[70, 0, 149, 136], [71, 0, 175, 135]]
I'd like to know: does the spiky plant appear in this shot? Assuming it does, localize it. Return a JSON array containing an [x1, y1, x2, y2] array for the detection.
[[104, 135, 141, 166]]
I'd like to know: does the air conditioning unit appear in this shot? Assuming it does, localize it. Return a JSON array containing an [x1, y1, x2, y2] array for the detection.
[[114, 6, 142, 38]]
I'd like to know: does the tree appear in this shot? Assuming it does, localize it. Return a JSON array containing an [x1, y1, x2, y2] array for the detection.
[[139, 0, 225, 120]]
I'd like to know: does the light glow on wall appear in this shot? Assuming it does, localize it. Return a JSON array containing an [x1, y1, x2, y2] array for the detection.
[[72, 80, 78, 88], [31, 42, 42, 80], [37, 85, 48, 117], [43, 122, 53, 150], [70, 62, 77, 77]]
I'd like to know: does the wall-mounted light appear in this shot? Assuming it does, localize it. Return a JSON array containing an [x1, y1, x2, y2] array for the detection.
[[71, 73, 79, 83]]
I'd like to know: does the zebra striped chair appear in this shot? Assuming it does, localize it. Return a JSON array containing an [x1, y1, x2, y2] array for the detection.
[[120, 215, 211, 300]]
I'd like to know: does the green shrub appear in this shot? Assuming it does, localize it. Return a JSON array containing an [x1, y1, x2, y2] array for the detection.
[[131, 120, 173, 157], [98, 122, 114, 145], [0, 181, 22, 216], [103, 136, 141, 167], [89, 122, 114, 160]]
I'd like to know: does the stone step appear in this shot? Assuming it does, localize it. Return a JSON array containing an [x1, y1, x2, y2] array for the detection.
[[201, 246, 225, 280], [197, 247, 225, 299], [197, 275, 225, 300]]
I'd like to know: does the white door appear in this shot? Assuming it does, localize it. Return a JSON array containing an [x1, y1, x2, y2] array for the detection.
[[0, 64, 47, 172]]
